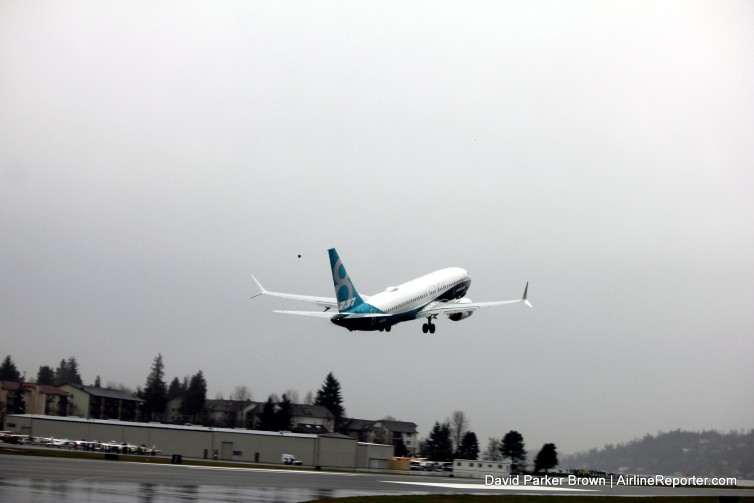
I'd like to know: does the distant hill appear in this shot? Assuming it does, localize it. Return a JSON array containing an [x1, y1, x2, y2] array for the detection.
[[562, 429, 754, 478]]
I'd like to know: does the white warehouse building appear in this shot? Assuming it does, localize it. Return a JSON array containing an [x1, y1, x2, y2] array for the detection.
[[4, 414, 393, 469]]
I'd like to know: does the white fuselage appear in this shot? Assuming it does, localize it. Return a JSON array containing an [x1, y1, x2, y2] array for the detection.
[[366, 267, 471, 315]]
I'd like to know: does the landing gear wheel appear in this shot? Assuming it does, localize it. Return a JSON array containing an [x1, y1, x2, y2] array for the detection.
[[385, 326, 391, 332], [429, 324, 436, 334], [422, 324, 428, 333]]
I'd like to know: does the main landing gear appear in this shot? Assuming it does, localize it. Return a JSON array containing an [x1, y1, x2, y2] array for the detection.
[[422, 319, 436, 334], [378, 326, 392, 332]]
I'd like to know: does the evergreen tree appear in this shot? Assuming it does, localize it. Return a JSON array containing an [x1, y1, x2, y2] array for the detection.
[[54, 359, 67, 385], [167, 377, 184, 400], [276, 394, 293, 431], [258, 396, 278, 431], [500, 430, 527, 467], [54, 356, 83, 386], [180, 377, 190, 399], [180, 371, 207, 423], [0, 355, 21, 381], [57, 393, 70, 417], [459, 431, 480, 460], [9, 381, 26, 414], [36, 365, 55, 385], [424, 421, 453, 461], [393, 438, 409, 457], [142, 354, 168, 421], [534, 443, 558, 473], [66, 356, 82, 384], [315, 372, 345, 432], [94, 375, 102, 387]]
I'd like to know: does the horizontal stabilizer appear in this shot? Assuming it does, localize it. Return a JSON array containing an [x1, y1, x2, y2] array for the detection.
[[273, 310, 337, 318], [274, 310, 389, 319], [251, 274, 338, 308]]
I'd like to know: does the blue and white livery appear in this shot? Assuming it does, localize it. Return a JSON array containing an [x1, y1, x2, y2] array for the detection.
[[251, 248, 531, 333]]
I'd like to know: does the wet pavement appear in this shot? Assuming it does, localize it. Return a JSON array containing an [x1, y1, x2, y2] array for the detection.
[[2, 453, 753, 502], [0, 478, 379, 503]]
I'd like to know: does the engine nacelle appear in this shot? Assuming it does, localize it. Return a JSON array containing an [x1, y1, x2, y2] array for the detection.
[[446, 298, 474, 321]]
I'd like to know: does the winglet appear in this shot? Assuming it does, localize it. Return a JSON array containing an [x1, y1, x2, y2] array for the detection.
[[250, 274, 267, 299], [522, 282, 532, 308]]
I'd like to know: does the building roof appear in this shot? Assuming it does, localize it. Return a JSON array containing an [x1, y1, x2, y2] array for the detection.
[[0, 382, 70, 396], [342, 418, 376, 431], [318, 432, 357, 440], [1, 381, 32, 392], [5, 414, 319, 439], [204, 399, 250, 413], [376, 420, 418, 434], [36, 384, 71, 397], [63, 384, 144, 403], [291, 404, 334, 420], [292, 424, 330, 435]]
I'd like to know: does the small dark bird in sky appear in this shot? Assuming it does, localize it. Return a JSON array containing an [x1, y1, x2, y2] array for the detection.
[[298, 254, 301, 258]]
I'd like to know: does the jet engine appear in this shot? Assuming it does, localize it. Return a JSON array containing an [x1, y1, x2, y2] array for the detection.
[[446, 298, 474, 321]]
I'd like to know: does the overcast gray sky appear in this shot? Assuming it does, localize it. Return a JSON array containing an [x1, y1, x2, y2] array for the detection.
[[2, 0, 753, 456]]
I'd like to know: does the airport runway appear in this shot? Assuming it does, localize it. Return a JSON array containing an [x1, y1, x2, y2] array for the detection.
[[1, 454, 753, 502]]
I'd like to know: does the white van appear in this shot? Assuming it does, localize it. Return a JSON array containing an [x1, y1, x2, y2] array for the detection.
[[282, 454, 302, 465]]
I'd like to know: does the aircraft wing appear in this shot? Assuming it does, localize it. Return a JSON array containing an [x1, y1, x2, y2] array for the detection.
[[419, 282, 532, 317]]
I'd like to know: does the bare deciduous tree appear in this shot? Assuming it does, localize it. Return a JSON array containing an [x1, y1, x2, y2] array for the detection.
[[449, 410, 469, 454], [484, 437, 503, 461], [303, 390, 314, 405], [283, 389, 299, 403], [231, 385, 252, 402]]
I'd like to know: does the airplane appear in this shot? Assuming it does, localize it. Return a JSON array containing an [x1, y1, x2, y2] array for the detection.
[[251, 248, 531, 333]]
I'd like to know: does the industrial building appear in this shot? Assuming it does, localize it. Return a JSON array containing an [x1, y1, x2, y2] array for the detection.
[[4, 414, 393, 469]]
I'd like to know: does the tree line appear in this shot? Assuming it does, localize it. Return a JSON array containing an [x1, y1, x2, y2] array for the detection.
[[4, 353, 559, 467], [421, 409, 558, 472], [1, 353, 346, 434], [2, 354, 84, 387], [562, 429, 754, 479]]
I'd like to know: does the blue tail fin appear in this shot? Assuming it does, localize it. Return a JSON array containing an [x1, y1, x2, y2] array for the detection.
[[328, 248, 365, 312]]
